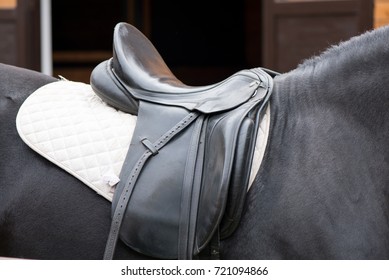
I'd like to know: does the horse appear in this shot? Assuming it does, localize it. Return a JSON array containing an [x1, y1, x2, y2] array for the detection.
[[0, 25, 388, 260]]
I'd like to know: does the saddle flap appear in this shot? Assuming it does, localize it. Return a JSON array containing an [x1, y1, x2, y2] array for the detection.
[[113, 102, 194, 258], [195, 97, 262, 250]]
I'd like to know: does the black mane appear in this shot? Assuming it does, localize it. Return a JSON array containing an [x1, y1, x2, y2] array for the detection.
[[297, 26, 389, 75], [277, 25, 389, 134]]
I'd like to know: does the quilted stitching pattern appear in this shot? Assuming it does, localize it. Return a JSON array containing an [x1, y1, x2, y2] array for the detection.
[[16, 81, 137, 201]]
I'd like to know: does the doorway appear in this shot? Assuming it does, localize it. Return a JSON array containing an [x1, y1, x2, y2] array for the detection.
[[51, 0, 253, 85]]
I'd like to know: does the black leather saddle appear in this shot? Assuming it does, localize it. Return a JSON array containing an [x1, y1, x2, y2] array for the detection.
[[90, 22, 274, 259]]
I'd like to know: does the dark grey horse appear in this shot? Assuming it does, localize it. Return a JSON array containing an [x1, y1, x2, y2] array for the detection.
[[0, 26, 388, 260]]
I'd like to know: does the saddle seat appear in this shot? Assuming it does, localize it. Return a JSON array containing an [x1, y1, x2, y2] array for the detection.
[[91, 23, 268, 115], [90, 23, 274, 260]]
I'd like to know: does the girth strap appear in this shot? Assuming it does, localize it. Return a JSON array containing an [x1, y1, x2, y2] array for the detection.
[[103, 111, 199, 260]]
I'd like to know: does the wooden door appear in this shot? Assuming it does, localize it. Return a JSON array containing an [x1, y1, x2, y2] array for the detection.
[[52, 0, 132, 82], [0, 0, 41, 70], [51, 0, 256, 85], [262, 0, 374, 72]]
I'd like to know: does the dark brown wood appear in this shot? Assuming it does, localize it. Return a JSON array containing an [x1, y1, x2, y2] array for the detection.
[[0, 0, 376, 79], [0, 8, 18, 66], [52, 0, 132, 82], [17, 0, 41, 71], [142, 0, 152, 38], [0, 0, 41, 71], [245, 0, 263, 67], [262, 0, 374, 73]]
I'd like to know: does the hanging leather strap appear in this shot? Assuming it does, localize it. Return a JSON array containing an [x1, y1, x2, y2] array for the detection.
[[103, 112, 199, 260], [177, 116, 206, 259]]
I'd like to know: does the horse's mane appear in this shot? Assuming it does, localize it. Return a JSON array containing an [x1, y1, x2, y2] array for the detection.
[[296, 25, 389, 72], [286, 25, 389, 135]]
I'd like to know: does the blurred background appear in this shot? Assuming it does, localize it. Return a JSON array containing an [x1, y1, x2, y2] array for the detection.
[[0, 0, 386, 85]]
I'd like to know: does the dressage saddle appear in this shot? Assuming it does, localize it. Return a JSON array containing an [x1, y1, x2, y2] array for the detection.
[[90, 22, 274, 259]]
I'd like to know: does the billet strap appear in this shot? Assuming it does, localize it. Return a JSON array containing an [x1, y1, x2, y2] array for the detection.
[[103, 112, 199, 259], [177, 116, 206, 259]]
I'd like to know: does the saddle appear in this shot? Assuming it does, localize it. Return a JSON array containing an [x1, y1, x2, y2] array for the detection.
[[90, 22, 274, 259]]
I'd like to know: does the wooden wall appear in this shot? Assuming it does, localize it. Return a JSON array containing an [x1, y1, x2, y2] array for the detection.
[[52, 0, 129, 82], [0, 0, 16, 9], [0, 0, 382, 80], [261, 0, 374, 73], [375, 0, 389, 27], [0, 0, 41, 70]]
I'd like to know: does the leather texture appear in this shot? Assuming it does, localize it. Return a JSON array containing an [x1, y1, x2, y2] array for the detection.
[[91, 60, 139, 114], [90, 23, 274, 259]]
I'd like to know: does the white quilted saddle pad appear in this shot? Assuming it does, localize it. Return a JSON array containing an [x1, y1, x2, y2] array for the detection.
[[16, 80, 270, 201]]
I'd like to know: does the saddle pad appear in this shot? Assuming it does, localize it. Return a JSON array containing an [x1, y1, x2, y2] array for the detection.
[[16, 80, 270, 201], [16, 80, 137, 201]]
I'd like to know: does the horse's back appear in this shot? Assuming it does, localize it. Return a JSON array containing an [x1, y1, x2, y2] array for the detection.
[[0, 64, 111, 259]]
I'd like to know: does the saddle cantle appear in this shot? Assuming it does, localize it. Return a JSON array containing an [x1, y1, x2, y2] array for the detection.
[[90, 22, 274, 259], [90, 23, 275, 115]]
